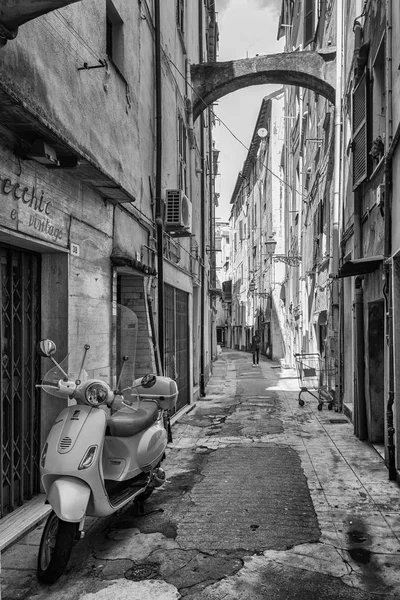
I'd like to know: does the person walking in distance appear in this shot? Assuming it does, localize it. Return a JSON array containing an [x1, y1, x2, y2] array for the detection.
[[251, 330, 261, 366]]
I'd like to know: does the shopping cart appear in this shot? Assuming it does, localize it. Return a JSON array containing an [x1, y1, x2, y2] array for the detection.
[[294, 353, 336, 411]]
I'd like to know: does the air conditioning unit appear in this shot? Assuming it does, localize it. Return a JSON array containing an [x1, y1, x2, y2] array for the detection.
[[165, 189, 192, 231]]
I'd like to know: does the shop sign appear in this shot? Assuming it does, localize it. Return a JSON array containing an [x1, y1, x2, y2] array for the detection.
[[0, 173, 68, 247]]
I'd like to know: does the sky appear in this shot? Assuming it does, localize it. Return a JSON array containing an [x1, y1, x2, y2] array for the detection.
[[213, 0, 284, 221]]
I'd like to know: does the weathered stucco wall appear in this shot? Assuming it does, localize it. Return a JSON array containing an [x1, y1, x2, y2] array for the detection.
[[391, 1, 400, 253], [0, 1, 155, 208]]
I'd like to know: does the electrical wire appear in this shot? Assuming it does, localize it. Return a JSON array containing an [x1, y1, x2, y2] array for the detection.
[[36, 11, 324, 261], [53, 10, 102, 63], [41, 11, 313, 207], [163, 51, 301, 196], [38, 16, 88, 63]]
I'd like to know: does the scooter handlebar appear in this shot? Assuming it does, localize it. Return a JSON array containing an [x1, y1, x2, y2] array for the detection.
[[36, 379, 77, 399]]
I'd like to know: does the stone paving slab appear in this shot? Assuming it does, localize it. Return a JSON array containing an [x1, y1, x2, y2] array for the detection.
[[2, 351, 400, 600], [176, 445, 320, 553]]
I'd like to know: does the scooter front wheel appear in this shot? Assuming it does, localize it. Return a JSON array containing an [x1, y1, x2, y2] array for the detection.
[[37, 511, 78, 584]]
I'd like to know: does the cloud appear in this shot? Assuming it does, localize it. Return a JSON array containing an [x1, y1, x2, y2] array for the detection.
[[213, 0, 284, 220], [217, 0, 232, 12], [218, 0, 281, 15], [250, 0, 281, 14]]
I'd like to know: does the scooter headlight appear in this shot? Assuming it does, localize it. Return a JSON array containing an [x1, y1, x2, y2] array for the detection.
[[85, 382, 109, 406]]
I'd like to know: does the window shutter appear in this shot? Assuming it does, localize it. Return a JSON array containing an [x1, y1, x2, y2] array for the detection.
[[303, 0, 315, 48], [176, 0, 184, 33], [352, 71, 368, 189]]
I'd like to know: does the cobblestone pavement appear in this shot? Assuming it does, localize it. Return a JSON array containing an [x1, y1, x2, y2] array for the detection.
[[1, 350, 400, 599]]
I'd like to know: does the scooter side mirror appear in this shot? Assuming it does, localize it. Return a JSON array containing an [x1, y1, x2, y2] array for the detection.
[[38, 339, 57, 358], [141, 374, 157, 389]]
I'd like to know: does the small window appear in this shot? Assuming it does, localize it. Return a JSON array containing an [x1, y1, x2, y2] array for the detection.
[[106, 0, 124, 73], [177, 0, 185, 35], [178, 113, 188, 194], [370, 39, 385, 167], [312, 200, 324, 264], [303, 0, 315, 48]]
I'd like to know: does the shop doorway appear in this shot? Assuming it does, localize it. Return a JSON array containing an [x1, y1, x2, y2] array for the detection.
[[216, 327, 225, 347], [164, 285, 189, 413], [0, 244, 41, 518], [368, 299, 385, 443]]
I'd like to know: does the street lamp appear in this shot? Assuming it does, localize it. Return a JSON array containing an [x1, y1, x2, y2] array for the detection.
[[265, 236, 302, 267], [248, 277, 269, 298]]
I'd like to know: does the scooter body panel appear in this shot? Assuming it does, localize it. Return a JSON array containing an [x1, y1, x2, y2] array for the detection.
[[47, 476, 91, 522], [137, 423, 168, 471], [41, 405, 112, 518], [41, 404, 168, 519], [103, 419, 167, 480], [41, 405, 107, 488]]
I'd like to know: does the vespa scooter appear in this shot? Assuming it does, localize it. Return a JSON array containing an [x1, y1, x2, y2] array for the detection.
[[36, 330, 178, 583]]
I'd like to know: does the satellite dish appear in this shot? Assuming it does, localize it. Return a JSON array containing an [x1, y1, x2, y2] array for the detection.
[[257, 127, 268, 138]]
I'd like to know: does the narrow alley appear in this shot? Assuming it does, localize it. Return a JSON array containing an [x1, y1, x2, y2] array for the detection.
[[2, 351, 399, 599]]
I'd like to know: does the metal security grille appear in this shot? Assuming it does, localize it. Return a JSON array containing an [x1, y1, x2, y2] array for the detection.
[[0, 245, 41, 518], [164, 284, 189, 413], [165, 189, 182, 226]]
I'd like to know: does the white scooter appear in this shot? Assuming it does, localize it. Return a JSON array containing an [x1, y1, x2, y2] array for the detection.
[[36, 331, 178, 584]]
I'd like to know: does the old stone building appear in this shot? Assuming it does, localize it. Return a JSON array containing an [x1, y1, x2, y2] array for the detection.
[[227, 90, 286, 359], [0, 0, 218, 529], [277, 0, 400, 482], [221, 0, 400, 483]]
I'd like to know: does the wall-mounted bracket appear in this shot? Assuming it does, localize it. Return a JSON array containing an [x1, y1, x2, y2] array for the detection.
[[78, 59, 106, 71]]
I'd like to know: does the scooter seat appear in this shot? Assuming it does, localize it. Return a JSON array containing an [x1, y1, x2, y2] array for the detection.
[[107, 402, 159, 437]]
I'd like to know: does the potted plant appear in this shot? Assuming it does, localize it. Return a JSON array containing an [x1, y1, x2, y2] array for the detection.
[[369, 135, 385, 163]]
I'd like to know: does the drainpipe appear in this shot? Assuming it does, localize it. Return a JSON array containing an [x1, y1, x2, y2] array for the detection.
[[384, 0, 396, 479], [155, 0, 164, 373], [330, 0, 343, 415], [331, 0, 343, 278], [209, 107, 215, 360], [198, 0, 206, 396], [384, 259, 395, 479]]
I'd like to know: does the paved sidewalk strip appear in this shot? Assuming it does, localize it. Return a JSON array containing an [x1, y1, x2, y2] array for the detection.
[[1, 349, 400, 599]]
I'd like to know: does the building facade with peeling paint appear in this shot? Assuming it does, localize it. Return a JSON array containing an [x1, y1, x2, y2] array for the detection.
[[227, 91, 286, 360], [0, 1, 218, 520], [277, 0, 400, 483]]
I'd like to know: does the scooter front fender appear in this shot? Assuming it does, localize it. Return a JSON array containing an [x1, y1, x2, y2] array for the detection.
[[47, 476, 91, 522]]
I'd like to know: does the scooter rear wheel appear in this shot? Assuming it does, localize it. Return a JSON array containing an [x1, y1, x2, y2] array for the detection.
[[37, 511, 78, 584]]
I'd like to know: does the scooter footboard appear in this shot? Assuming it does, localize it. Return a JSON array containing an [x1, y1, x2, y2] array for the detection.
[[47, 476, 91, 522]]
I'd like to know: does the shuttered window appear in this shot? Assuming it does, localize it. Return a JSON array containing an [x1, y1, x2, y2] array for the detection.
[[178, 113, 188, 194], [304, 0, 315, 48], [352, 71, 368, 189], [177, 0, 185, 35]]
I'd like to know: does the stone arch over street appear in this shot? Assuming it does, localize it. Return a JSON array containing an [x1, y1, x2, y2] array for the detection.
[[191, 50, 336, 121]]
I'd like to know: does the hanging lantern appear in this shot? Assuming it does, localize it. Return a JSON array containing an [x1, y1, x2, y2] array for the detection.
[[265, 237, 277, 256]]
